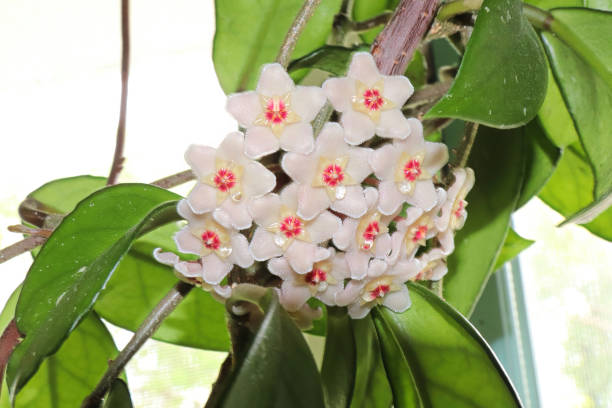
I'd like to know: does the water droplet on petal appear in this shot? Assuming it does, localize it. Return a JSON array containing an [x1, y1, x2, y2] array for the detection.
[[362, 239, 374, 250], [231, 191, 242, 202], [319, 282, 328, 292], [335, 185, 346, 200], [399, 181, 412, 194], [274, 233, 287, 248], [218, 246, 233, 258]]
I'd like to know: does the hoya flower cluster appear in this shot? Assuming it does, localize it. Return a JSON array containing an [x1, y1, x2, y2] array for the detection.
[[156, 53, 474, 320]]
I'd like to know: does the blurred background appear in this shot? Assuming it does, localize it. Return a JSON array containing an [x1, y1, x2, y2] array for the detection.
[[0, 1, 610, 407]]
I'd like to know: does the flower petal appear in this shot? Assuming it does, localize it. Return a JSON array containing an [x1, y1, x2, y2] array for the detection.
[[249, 227, 284, 261], [376, 109, 412, 140], [406, 180, 438, 211], [368, 258, 388, 277], [331, 185, 368, 218], [153, 248, 179, 266], [424, 141, 450, 175], [308, 210, 341, 243], [285, 240, 317, 274], [185, 145, 215, 178], [175, 261, 204, 278], [256, 63, 295, 96], [217, 131, 247, 163], [345, 147, 373, 183], [244, 127, 279, 159], [315, 122, 348, 157], [214, 200, 252, 230], [242, 161, 276, 197], [369, 143, 400, 180], [248, 193, 281, 227], [226, 91, 261, 127], [332, 218, 359, 250], [268, 257, 292, 279], [187, 183, 218, 214], [348, 302, 372, 319], [282, 152, 318, 185], [378, 180, 405, 215], [438, 229, 455, 255], [348, 52, 381, 86], [174, 228, 202, 255], [280, 183, 300, 210], [346, 250, 371, 280], [279, 122, 314, 154], [364, 187, 379, 210], [374, 233, 392, 258], [382, 75, 414, 106], [322, 77, 355, 112], [279, 281, 311, 312], [340, 110, 376, 145], [202, 254, 233, 284], [291, 86, 326, 121], [391, 259, 420, 281], [297, 186, 330, 221], [229, 233, 254, 268], [336, 280, 366, 306], [382, 285, 411, 313]]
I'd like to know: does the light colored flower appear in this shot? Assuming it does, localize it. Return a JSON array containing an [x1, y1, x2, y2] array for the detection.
[[387, 188, 447, 265], [369, 118, 448, 215], [336, 259, 418, 319], [185, 132, 276, 230], [271, 288, 324, 330], [322, 52, 414, 145], [268, 248, 349, 312], [153, 248, 232, 301], [413, 248, 448, 281], [226, 63, 326, 159], [281, 122, 372, 220], [435, 167, 475, 254], [173, 200, 253, 285], [332, 187, 394, 279], [248, 183, 341, 274]]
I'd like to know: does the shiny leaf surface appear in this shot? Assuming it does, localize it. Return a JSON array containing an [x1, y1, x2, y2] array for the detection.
[[493, 229, 534, 271], [321, 307, 355, 408]]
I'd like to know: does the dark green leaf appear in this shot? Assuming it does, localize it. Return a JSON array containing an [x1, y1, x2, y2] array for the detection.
[[103, 379, 133, 408], [8, 184, 180, 399], [493, 229, 535, 271], [321, 307, 355, 408], [288, 45, 369, 77], [539, 144, 612, 241], [27, 176, 106, 215], [379, 283, 522, 407], [215, 288, 324, 407], [517, 120, 561, 208], [405, 50, 427, 90], [372, 308, 425, 408], [349, 317, 392, 408], [524, 0, 581, 10], [425, 0, 548, 128], [542, 13, 612, 201], [213, 0, 343, 93], [445, 126, 525, 316]]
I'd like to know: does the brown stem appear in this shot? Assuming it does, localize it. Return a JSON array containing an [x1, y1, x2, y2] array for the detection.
[[7, 225, 53, 238], [107, 0, 131, 185], [150, 169, 195, 189], [276, 0, 323, 68], [0, 236, 47, 265], [371, 0, 440, 75], [402, 81, 452, 117], [454, 122, 478, 168], [0, 320, 22, 397], [351, 12, 393, 32]]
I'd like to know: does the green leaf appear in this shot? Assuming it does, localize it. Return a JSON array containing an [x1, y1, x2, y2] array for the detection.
[[517, 120, 561, 209], [539, 144, 612, 241], [4, 313, 119, 408], [321, 307, 355, 408], [94, 240, 230, 351], [524, 0, 581, 10], [405, 50, 427, 90], [349, 317, 392, 408], [378, 283, 522, 407], [103, 379, 133, 408], [542, 12, 612, 201], [7, 184, 180, 400], [353, 0, 399, 43], [214, 288, 325, 407], [372, 308, 425, 408], [425, 0, 548, 128], [288, 45, 369, 77], [493, 229, 535, 271], [445, 126, 525, 316], [26, 176, 106, 215], [213, 0, 343, 93]]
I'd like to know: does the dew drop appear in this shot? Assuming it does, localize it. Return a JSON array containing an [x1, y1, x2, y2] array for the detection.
[[319, 282, 328, 292], [398, 181, 412, 194], [362, 239, 374, 251], [231, 191, 242, 202], [218, 246, 233, 258], [274, 233, 287, 248], [335, 185, 346, 200]]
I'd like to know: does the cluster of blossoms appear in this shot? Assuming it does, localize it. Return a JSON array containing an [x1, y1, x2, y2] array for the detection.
[[155, 53, 474, 321]]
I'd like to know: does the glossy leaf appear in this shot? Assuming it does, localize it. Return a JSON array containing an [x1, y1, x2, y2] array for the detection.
[[542, 16, 612, 201], [372, 308, 425, 408], [288, 45, 369, 77], [539, 144, 612, 241], [517, 120, 561, 209], [213, 0, 342, 93], [103, 379, 133, 408], [493, 229, 534, 271], [321, 307, 355, 408], [445, 126, 525, 316], [214, 289, 325, 407], [349, 317, 392, 408], [27, 176, 106, 215], [8, 184, 180, 399], [379, 283, 522, 407], [425, 0, 547, 128]]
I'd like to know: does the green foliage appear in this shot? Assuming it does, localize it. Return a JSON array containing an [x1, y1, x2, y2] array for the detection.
[[321, 308, 355, 408], [212, 289, 325, 407], [288, 45, 369, 77], [374, 283, 522, 407], [426, 0, 548, 128], [445, 126, 525, 316], [26, 176, 107, 215], [7, 184, 180, 400], [103, 379, 133, 408], [213, 0, 342, 93], [494, 229, 535, 271]]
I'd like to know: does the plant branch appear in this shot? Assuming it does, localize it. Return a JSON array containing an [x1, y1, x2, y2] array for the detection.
[[454, 122, 479, 168], [0, 320, 22, 396], [81, 281, 193, 408], [0, 236, 47, 265], [350, 12, 393, 32], [107, 0, 131, 185], [150, 169, 195, 189], [436, 0, 481, 21], [276, 0, 323, 68], [371, 0, 440, 75]]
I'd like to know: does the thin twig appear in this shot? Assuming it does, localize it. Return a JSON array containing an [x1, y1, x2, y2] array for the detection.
[[351, 12, 393, 32], [7, 225, 53, 238], [107, 0, 131, 185], [276, 0, 323, 68], [0, 320, 22, 393], [0, 236, 47, 265], [455, 122, 479, 168], [150, 169, 195, 189], [81, 281, 193, 408]]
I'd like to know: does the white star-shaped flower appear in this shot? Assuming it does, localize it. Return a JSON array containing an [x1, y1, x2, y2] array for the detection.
[[185, 132, 276, 230], [227, 63, 326, 159], [322, 52, 415, 145]]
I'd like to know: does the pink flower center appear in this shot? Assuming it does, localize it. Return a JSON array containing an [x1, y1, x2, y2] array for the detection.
[[280, 216, 303, 238], [363, 221, 380, 242], [412, 225, 428, 242], [265, 98, 289, 124], [403, 159, 422, 181], [369, 284, 390, 300], [201, 230, 221, 250], [363, 88, 384, 111], [305, 268, 327, 286], [213, 168, 236, 192], [322, 164, 345, 187], [454, 200, 466, 219]]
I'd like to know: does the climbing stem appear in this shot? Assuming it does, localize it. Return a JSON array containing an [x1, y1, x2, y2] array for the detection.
[[276, 0, 322, 68]]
